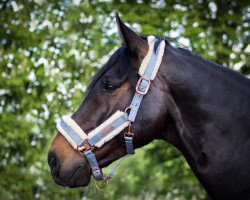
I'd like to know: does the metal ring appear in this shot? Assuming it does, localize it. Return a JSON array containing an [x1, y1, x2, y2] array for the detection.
[[124, 106, 131, 113], [95, 179, 109, 190]]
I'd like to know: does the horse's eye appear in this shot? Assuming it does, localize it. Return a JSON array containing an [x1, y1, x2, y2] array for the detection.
[[102, 82, 117, 92]]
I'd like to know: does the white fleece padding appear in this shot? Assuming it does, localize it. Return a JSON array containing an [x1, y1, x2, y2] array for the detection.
[[138, 36, 165, 80], [57, 122, 78, 149], [94, 121, 130, 148], [150, 40, 165, 80], [62, 115, 88, 140], [57, 111, 129, 150], [88, 110, 129, 147], [88, 110, 125, 138], [139, 35, 155, 76]]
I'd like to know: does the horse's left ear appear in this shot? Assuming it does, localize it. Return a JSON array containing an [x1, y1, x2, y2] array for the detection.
[[116, 13, 148, 63]]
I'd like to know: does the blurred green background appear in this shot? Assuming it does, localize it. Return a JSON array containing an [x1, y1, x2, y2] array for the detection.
[[0, 0, 249, 199]]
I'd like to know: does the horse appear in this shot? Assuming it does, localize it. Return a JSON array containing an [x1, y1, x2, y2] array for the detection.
[[48, 14, 250, 200]]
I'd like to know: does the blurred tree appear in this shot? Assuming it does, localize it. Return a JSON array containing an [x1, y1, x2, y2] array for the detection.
[[0, 0, 249, 199]]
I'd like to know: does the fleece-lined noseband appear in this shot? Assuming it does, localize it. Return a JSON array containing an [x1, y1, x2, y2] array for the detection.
[[57, 36, 165, 184]]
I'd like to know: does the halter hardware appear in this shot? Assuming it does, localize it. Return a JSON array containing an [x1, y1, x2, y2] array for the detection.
[[95, 179, 109, 190], [57, 36, 165, 186], [136, 76, 151, 95], [124, 123, 134, 137], [77, 140, 94, 154]]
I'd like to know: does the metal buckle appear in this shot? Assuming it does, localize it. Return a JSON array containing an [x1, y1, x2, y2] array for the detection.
[[135, 76, 151, 95], [77, 140, 94, 154]]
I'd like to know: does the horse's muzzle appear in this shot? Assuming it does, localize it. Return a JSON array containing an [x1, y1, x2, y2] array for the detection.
[[48, 152, 91, 188]]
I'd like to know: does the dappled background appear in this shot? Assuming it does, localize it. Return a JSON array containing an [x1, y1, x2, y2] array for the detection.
[[0, 0, 249, 199]]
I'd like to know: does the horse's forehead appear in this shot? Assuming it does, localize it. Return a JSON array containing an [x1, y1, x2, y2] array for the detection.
[[106, 62, 121, 75]]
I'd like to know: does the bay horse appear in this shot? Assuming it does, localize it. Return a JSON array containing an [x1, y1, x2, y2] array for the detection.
[[48, 14, 250, 200]]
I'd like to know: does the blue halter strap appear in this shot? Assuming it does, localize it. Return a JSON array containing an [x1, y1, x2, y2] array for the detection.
[[57, 37, 164, 182]]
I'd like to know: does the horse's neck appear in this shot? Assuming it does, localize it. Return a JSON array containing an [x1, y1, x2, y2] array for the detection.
[[161, 48, 250, 200]]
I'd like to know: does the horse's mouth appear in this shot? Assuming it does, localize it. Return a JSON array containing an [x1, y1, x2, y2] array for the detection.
[[53, 166, 91, 188]]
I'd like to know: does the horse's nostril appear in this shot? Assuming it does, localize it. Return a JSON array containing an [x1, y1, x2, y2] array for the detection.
[[48, 153, 60, 176]]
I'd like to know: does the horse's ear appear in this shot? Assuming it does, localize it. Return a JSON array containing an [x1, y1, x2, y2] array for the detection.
[[116, 13, 148, 62]]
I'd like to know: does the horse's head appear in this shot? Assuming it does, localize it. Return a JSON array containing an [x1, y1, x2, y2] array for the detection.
[[48, 15, 168, 188]]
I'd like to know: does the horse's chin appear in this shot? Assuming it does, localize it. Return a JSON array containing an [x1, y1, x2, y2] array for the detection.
[[67, 171, 91, 188], [67, 178, 91, 188], [53, 167, 91, 188]]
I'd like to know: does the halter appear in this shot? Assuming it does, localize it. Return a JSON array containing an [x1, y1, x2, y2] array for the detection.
[[57, 36, 165, 185]]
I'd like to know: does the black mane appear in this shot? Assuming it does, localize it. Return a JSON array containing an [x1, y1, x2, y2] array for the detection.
[[85, 35, 248, 98]]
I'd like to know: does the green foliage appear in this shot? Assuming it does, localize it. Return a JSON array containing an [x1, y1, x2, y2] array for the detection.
[[0, 0, 249, 199]]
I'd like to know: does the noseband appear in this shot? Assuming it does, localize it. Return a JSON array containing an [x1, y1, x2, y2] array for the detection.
[[57, 36, 165, 184]]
